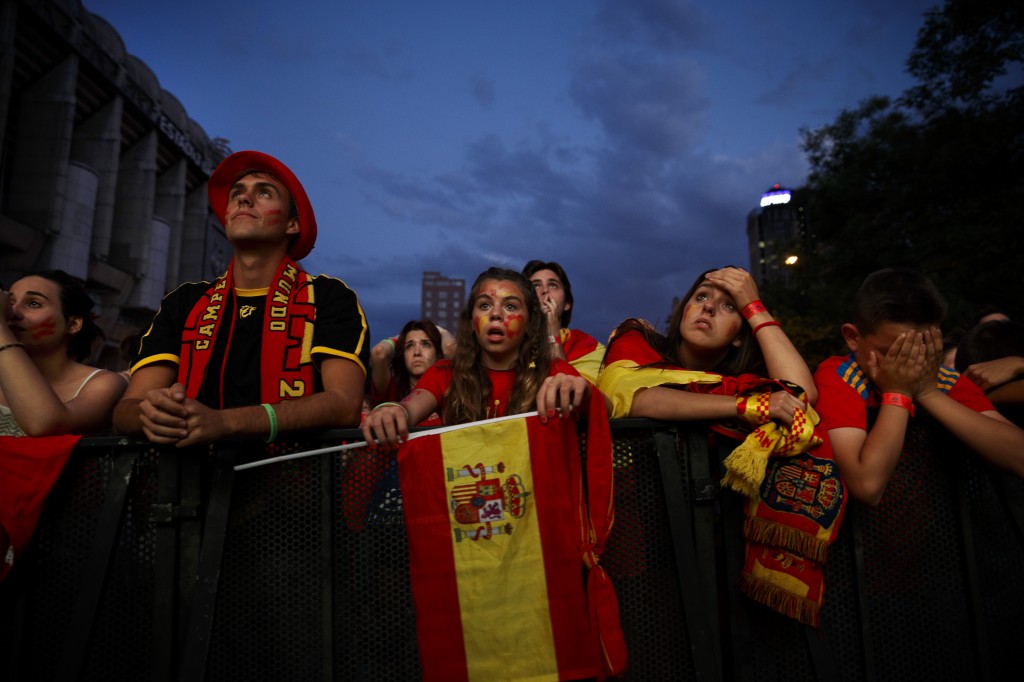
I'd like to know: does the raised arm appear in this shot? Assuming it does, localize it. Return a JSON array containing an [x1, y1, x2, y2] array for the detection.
[[830, 328, 936, 505], [0, 295, 125, 436], [369, 337, 397, 398], [704, 267, 816, 402], [917, 350, 1024, 480], [0, 346, 124, 436], [964, 356, 1024, 391], [984, 379, 1024, 407]]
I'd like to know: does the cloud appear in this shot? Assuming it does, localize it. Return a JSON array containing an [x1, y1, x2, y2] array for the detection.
[[754, 55, 841, 108], [594, 0, 714, 50], [569, 52, 709, 156], [339, 42, 414, 80], [333, 131, 363, 156], [341, 0, 815, 339], [469, 73, 495, 108], [355, 164, 491, 229]]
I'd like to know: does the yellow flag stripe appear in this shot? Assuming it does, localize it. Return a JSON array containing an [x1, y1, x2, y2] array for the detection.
[[441, 418, 560, 681]]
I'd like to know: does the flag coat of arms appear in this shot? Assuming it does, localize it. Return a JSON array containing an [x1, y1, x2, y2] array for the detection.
[[398, 403, 625, 681]]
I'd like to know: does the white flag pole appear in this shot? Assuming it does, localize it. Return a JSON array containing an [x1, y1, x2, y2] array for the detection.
[[233, 411, 539, 471]]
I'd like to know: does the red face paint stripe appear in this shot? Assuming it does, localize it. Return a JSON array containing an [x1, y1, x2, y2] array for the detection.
[[30, 321, 57, 339]]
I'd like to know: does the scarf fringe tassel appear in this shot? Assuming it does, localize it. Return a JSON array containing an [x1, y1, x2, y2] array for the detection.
[[721, 442, 770, 498], [743, 517, 831, 564], [738, 572, 820, 628]]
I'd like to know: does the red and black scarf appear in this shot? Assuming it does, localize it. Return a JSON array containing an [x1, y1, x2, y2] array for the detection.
[[178, 256, 316, 406]]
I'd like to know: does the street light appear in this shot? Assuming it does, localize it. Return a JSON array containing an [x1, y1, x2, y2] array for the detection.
[[784, 255, 798, 266]]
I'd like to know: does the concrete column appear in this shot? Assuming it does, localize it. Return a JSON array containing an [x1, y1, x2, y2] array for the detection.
[[7, 54, 78, 235], [180, 184, 229, 282], [72, 97, 123, 258], [155, 158, 185, 292], [126, 215, 170, 311], [109, 130, 156, 276], [36, 161, 98, 278]]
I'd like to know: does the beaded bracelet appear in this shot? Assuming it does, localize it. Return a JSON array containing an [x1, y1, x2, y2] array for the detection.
[[261, 403, 279, 443], [741, 300, 767, 320], [881, 392, 915, 417], [373, 401, 410, 421]]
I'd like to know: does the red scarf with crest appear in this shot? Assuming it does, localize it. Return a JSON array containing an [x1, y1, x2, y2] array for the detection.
[[600, 330, 846, 627], [178, 256, 316, 406]]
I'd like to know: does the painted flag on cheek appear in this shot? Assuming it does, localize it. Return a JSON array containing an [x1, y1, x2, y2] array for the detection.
[[398, 405, 625, 681]]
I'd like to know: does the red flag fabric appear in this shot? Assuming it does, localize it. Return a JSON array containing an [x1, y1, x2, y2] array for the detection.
[[0, 434, 82, 581], [398, 401, 626, 681]]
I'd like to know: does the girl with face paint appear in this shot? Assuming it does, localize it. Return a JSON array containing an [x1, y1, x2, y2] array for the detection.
[[0, 270, 127, 436], [599, 266, 815, 425], [362, 267, 592, 446]]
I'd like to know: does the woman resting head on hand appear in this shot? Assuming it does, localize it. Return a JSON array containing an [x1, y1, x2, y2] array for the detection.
[[362, 267, 591, 446], [0, 270, 126, 437], [369, 318, 448, 407], [599, 266, 815, 426]]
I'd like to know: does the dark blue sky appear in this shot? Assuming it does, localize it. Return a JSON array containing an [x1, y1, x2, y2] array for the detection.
[[85, 0, 938, 342]]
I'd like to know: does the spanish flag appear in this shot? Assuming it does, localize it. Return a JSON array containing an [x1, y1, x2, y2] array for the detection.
[[398, 398, 626, 681], [0, 434, 82, 581]]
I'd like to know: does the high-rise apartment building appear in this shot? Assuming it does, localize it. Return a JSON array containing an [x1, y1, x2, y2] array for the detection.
[[421, 271, 465, 332], [746, 184, 806, 286]]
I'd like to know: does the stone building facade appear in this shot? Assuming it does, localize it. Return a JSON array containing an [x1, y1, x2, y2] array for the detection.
[[0, 0, 229, 368]]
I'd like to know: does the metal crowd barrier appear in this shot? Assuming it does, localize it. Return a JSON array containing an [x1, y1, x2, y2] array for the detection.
[[1, 418, 1022, 681]]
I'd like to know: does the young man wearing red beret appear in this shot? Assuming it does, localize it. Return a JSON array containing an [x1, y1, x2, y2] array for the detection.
[[114, 151, 369, 446]]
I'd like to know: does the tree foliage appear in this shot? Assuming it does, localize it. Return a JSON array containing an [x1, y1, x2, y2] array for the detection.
[[781, 0, 1024, 345], [905, 0, 1024, 116]]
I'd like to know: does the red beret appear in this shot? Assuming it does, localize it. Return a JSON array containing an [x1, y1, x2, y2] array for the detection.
[[208, 151, 317, 260]]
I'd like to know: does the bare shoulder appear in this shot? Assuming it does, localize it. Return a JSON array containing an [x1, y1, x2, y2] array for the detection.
[[73, 366, 128, 401]]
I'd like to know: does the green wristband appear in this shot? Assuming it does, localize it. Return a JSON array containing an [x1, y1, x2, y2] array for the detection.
[[262, 403, 279, 443]]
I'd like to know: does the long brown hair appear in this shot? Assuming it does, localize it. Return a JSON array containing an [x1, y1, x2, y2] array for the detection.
[[390, 319, 444, 399], [608, 268, 764, 376], [444, 267, 550, 424]]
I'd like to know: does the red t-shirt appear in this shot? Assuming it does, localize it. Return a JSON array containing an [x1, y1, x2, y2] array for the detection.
[[369, 376, 398, 407], [604, 328, 670, 368], [814, 354, 993, 432], [415, 358, 578, 421]]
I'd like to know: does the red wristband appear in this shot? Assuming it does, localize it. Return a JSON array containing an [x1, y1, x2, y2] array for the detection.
[[752, 320, 781, 334], [741, 300, 767, 320], [881, 392, 915, 417]]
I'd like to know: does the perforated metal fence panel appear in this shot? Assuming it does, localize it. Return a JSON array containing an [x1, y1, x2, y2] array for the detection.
[[1, 420, 1022, 681]]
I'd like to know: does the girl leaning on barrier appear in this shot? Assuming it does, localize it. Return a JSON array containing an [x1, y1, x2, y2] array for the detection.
[[0, 270, 125, 437], [598, 266, 843, 628]]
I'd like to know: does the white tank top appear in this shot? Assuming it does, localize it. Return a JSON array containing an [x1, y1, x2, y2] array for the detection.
[[0, 368, 105, 437]]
